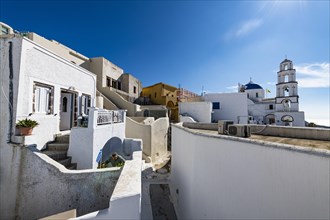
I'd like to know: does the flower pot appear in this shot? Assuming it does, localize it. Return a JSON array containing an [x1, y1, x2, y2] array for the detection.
[[19, 127, 33, 136]]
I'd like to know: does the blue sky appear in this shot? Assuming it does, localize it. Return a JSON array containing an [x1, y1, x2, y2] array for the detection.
[[1, 0, 329, 125]]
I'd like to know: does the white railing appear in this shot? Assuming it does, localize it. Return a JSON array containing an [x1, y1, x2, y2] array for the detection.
[[97, 109, 125, 125], [85, 108, 126, 129]]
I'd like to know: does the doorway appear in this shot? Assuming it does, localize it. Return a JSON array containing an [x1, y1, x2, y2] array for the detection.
[[60, 91, 74, 131]]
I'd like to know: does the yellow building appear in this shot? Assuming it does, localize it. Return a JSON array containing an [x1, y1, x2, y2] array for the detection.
[[141, 82, 178, 122]]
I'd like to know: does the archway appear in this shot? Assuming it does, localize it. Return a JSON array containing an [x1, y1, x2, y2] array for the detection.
[[283, 86, 289, 96], [167, 101, 175, 108], [264, 114, 275, 125], [282, 99, 291, 112], [281, 115, 294, 126], [101, 137, 123, 163]]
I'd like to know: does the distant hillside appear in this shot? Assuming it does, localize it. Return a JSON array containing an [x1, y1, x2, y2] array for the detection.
[[305, 121, 330, 129]]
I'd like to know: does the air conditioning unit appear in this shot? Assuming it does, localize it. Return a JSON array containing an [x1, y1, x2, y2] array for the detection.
[[218, 120, 234, 134], [228, 125, 251, 138]]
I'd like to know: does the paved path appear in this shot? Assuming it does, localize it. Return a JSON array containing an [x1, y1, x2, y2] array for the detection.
[[141, 162, 177, 220]]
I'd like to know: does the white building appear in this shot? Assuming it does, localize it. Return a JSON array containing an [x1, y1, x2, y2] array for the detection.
[[179, 59, 305, 127], [203, 92, 249, 124], [1, 34, 96, 150], [1, 33, 143, 220], [242, 59, 305, 127]]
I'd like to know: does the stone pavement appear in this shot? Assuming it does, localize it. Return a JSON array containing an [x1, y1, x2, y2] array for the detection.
[[141, 162, 177, 220]]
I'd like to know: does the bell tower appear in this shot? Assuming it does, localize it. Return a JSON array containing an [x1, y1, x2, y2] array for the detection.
[[275, 59, 299, 112]]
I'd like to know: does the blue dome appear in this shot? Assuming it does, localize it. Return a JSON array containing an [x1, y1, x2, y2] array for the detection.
[[245, 81, 263, 90]]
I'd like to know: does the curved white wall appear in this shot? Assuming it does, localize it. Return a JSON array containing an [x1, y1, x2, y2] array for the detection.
[[171, 125, 330, 219]]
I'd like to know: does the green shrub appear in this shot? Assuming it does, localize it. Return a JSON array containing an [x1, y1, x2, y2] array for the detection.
[[16, 118, 39, 128]]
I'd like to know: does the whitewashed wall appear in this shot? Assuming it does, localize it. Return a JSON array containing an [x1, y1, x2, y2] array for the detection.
[[0, 36, 96, 219], [126, 117, 168, 163], [170, 125, 330, 220], [126, 117, 152, 157], [203, 93, 248, 124], [245, 88, 264, 101], [99, 88, 141, 116], [179, 102, 212, 123], [274, 111, 305, 127], [179, 115, 197, 123], [68, 108, 126, 169], [8, 37, 96, 150], [75, 139, 143, 220]]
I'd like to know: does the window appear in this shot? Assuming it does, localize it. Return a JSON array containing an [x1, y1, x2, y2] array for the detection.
[[112, 80, 116, 88], [282, 99, 291, 112], [154, 92, 157, 98], [1, 26, 9, 34], [117, 81, 121, 90], [106, 77, 111, 87], [212, 102, 220, 110], [269, 104, 273, 110], [133, 86, 137, 94], [81, 94, 91, 115], [256, 92, 259, 98], [33, 83, 53, 114], [62, 97, 68, 112]]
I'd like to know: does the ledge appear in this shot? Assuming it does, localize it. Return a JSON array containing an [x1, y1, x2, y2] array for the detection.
[[173, 123, 330, 157]]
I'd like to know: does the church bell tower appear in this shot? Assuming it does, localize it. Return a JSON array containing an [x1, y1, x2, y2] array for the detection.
[[275, 59, 299, 112]]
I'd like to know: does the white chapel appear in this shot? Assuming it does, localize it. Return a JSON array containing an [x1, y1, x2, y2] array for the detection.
[[240, 58, 305, 126]]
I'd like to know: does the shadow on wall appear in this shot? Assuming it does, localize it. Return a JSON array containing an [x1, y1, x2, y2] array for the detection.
[[102, 137, 123, 162]]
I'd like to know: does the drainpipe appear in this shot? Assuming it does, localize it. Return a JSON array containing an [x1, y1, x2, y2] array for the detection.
[[7, 41, 14, 143]]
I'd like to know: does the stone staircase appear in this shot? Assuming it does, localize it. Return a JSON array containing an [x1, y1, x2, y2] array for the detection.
[[42, 134, 77, 170]]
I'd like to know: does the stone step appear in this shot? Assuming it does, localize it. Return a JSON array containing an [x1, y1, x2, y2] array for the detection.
[[58, 157, 72, 167], [55, 135, 70, 143], [47, 143, 69, 151], [67, 163, 77, 170], [43, 150, 68, 161]]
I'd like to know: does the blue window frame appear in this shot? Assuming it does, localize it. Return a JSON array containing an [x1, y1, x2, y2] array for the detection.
[[212, 102, 220, 110]]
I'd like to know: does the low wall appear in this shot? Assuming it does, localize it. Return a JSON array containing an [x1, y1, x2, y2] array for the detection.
[[182, 123, 330, 141], [126, 117, 168, 163], [13, 144, 121, 219], [75, 139, 143, 220], [129, 117, 155, 125], [250, 125, 330, 141], [14, 116, 58, 150], [151, 117, 169, 161], [126, 117, 152, 157], [170, 124, 330, 219], [69, 108, 126, 169], [179, 115, 197, 123], [182, 122, 218, 131]]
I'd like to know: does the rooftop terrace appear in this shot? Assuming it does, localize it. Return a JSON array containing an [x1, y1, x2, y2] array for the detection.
[[181, 123, 330, 155]]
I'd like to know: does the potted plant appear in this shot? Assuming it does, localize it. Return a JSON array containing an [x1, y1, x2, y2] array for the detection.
[[16, 118, 39, 136]]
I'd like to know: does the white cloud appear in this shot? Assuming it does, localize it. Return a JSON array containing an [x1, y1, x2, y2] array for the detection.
[[224, 18, 263, 40], [235, 19, 263, 37], [296, 63, 330, 88], [226, 85, 238, 92]]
